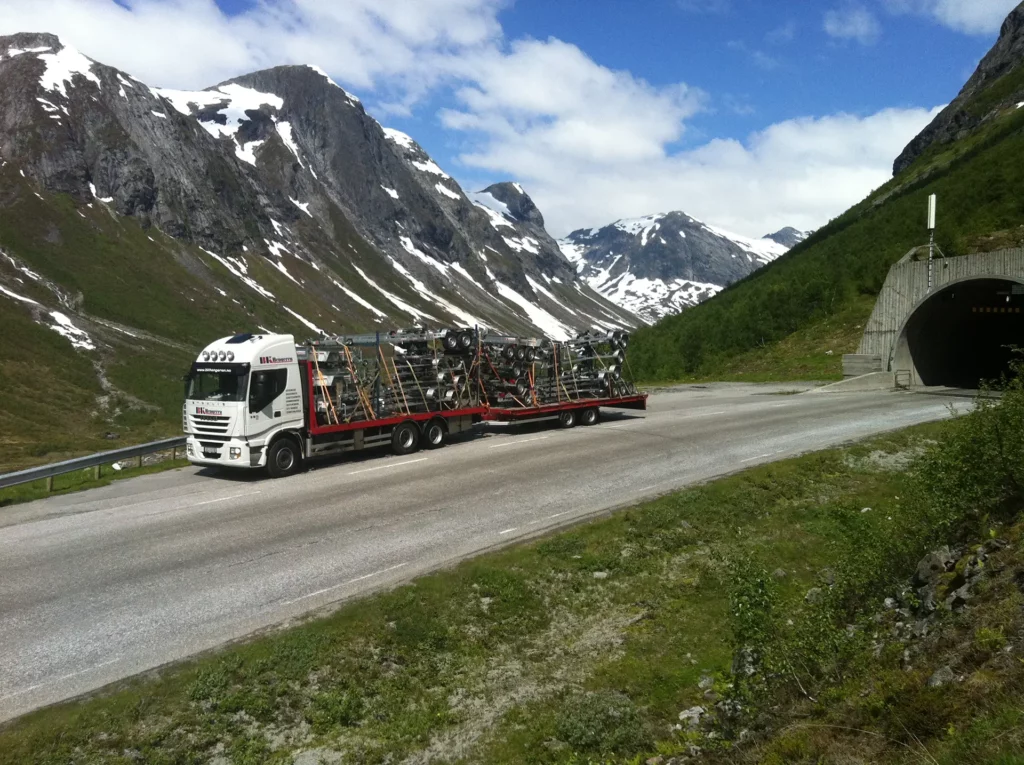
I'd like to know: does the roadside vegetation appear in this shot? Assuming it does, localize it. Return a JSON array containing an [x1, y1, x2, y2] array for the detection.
[[3, 373, 1024, 763], [629, 102, 1024, 382], [0, 454, 189, 508]]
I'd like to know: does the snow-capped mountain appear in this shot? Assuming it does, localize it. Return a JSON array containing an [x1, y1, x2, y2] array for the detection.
[[0, 32, 637, 352], [560, 212, 804, 324]]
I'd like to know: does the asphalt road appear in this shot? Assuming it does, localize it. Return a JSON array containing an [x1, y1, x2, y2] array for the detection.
[[0, 383, 969, 723]]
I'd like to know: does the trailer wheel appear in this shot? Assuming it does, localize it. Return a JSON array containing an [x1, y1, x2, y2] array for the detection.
[[267, 437, 301, 478], [581, 407, 600, 426], [457, 330, 474, 351], [524, 347, 537, 362], [558, 410, 577, 429], [424, 419, 447, 449], [392, 421, 421, 455]]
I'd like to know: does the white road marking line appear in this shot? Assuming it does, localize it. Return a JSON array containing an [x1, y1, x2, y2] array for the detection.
[[741, 452, 777, 463], [489, 436, 549, 449], [195, 492, 259, 507], [498, 527, 517, 535], [546, 511, 571, 520], [280, 562, 410, 607], [0, 658, 120, 702], [348, 458, 427, 475], [771, 404, 789, 408]]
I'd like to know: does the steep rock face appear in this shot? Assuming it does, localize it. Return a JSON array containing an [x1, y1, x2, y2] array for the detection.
[[894, 1, 1024, 174], [0, 33, 638, 344], [559, 212, 792, 324]]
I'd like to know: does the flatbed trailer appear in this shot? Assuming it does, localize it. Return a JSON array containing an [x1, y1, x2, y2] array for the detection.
[[300, 360, 487, 459], [485, 393, 648, 428]]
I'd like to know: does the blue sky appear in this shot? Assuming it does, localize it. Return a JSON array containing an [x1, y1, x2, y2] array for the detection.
[[5, 0, 1015, 236]]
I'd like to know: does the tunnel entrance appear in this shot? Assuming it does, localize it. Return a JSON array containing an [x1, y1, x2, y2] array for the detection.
[[901, 278, 1024, 388]]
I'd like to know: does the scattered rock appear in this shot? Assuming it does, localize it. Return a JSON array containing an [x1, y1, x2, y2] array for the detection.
[[805, 587, 824, 604], [646, 757, 665, 765], [820, 568, 836, 586], [680, 520, 693, 530], [861, 507, 871, 513], [678, 706, 705, 730], [771, 568, 787, 579], [914, 547, 956, 587], [984, 538, 1009, 553], [698, 674, 714, 690], [104, 432, 120, 440], [927, 665, 955, 688], [592, 571, 609, 580], [884, 597, 898, 610]]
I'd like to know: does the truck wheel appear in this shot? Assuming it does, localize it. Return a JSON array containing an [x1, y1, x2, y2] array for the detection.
[[558, 410, 577, 429], [424, 419, 447, 449], [581, 407, 600, 426], [267, 438, 301, 478], [392, 422, 421, 455]]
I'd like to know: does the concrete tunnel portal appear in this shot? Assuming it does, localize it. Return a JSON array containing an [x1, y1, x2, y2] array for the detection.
[[897, 278, 1024, 388]]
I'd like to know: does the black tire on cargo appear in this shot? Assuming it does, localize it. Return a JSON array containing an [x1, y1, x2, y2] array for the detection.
[[424, 419, 447, 449], [267, 437, 301, 478], [581, 407, 600, 426], [443, 331, 459, 351], [458, 330, 474, 351], [503, 345, 517, 361], [524, 347, 537, 362], [558, 410, 577, 429], [392, 421, 421, 455]]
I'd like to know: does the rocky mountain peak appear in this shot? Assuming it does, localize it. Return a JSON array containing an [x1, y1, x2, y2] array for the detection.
[[0, 31, 63, 53], [893, 1, 1024, 174], [481, 182, 545, 228], [764, 227, 809, 248], [561, 211, 794, 324]]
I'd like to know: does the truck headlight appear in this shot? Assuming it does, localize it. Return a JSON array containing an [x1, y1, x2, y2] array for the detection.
[[229, 447, 242, 460]]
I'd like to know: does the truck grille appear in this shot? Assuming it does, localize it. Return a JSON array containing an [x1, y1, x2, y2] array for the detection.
[[190, 413, 230, 436]]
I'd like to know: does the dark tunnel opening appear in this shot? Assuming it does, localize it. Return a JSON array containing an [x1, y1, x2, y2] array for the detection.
[[904, 279, 1024, 388]]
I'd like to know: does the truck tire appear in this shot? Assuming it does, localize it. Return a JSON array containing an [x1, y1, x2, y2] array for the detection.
[[424, 419, 447, 449], [392, 421, 421, 455], [266, 438, 301, 478], [581, 407, 600, 426], [558, 410, 577, 429]]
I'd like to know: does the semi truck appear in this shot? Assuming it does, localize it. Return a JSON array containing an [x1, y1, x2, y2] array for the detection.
[[183, 327, 646, 477]]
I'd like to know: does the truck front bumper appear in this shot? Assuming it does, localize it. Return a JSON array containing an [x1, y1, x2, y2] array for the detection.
[[185, 437, 266, 469]]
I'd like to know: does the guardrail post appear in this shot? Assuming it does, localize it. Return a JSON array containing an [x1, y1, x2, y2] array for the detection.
[[172, 446, 178, 461], [45, 476, 53, 493], [137, 454, 143, 469], [93, 465, 100, 481]]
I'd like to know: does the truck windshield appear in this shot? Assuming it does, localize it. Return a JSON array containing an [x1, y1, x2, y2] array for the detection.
[[186, 363, 250, 402]]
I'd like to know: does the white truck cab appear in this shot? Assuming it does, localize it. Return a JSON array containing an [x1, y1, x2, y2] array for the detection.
[[183, 333, 305, 472]]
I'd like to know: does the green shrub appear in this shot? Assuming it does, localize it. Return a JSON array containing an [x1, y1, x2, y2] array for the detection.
[[554, 691, 651, 756]]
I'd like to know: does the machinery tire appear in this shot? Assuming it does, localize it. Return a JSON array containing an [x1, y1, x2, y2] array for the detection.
[[581, 407, 600, 426], [503, 345, 517, 361], [443, 331, 459, 351], [558, 410, 577, 429], [424, 419, 447, 449], [391, 421, 421, 455], [457, 330, 474, 351], [524, 347, 537, 362], [266, 437, 301, 478], [515, 346, 527, 361]]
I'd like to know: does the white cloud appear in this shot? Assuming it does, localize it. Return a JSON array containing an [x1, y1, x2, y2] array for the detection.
[[883, 0, 1018, 35], [825, 5, 882, 44], [0, 0, 504, 94], [452, 105, 943, 238], [0, 0, 943, 241]]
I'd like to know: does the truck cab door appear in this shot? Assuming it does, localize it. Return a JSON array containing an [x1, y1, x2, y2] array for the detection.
[[247, 369, 288, 438]]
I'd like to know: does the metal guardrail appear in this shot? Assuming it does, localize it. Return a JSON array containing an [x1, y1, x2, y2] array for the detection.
[[0, 437, 187, 491]]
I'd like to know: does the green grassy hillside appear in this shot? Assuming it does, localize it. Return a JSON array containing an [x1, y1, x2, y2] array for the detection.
[[0, 164, 394, 471], [630, 102, 1024, 382]]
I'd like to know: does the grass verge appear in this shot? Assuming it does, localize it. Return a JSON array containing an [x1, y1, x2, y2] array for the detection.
[[0, 418, 971, 764], [0, 457, 190, 508]]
